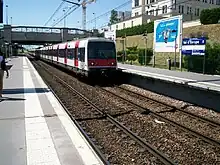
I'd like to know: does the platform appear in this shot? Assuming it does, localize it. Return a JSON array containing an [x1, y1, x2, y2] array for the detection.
[[118, 63, 220, 93], [0, 56, 105, 165]]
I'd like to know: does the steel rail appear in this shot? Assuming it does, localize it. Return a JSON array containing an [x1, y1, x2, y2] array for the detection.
[[31, 60, 110, 165], [118, 86, 220, 128], [37, 60, 177, 165], [100, 87, 220, 148]]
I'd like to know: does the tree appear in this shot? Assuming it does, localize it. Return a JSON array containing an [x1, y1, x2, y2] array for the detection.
[[109, 10, 119, 25]]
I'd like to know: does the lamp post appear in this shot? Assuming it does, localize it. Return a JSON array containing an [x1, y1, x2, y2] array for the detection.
[[63, 9, 66, 28], [142, 31, 148, 66], [6, 4, 8, 25], [93, 12, 96, 29], [172, 29, 177, 69]]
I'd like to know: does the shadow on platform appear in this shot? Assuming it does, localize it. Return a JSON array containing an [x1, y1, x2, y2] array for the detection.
[[2, 88, 50, 95], [0, 97, 26, 102]]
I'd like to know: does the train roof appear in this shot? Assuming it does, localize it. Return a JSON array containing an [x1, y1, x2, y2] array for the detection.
[[39, 37, 114, 50]]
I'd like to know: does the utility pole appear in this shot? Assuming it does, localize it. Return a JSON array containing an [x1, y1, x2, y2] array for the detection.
[[0, 0, 3, 23]]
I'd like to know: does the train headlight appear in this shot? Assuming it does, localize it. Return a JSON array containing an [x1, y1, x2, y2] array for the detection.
[[91, 62, 94, 66], [111, 62, 114, 65]]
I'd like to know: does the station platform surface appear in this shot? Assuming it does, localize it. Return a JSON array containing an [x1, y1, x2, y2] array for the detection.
[[0, 56, 104, 165], [118, 63, 220, 92]]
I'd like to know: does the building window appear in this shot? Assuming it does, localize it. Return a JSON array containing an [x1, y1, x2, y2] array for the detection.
[[210, 0, 214, 4], [156, 9, 158, 16], [197, 8, 200, 16], [150, 0, 155, 2], [145, 0, 148, 4], [162, 5, 167, 14], [172, 0, 176, 10], [187, 6, 192, 14], [116, 25, 118, 29], [131, 21, 134, 27], [135, 12, 139, 16], [179, 5, 184, 13], [150, 10, 154, 15], [123, 23, 125, 28], [146, 11, 149, 15], [134, 0, 139, 7], [205, 0, 207, 2], [195, 8, 200, 16]]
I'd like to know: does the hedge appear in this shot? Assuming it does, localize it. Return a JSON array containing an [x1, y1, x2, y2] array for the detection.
[[200, 8, 220, 25], [184, 42, 220, 74], [116, 21, 154, 37]]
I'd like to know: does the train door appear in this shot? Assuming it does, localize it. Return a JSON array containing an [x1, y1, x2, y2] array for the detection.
[[57, 45, 59, 63], [78, 47, 85, 70], [74, 41, 79, 67], [64, 44, 67, 65]]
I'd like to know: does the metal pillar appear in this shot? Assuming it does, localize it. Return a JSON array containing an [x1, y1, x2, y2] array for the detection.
[[0, 0, 3, 23]]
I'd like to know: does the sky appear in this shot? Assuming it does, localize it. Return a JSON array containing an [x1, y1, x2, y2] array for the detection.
[[4, 0, 131, 30]]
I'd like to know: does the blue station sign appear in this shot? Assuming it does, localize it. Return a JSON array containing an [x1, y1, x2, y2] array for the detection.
[[182, 37, 206, 56]]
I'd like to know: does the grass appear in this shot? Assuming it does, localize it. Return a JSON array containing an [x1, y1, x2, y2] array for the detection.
[[116, 24, 220, 72]]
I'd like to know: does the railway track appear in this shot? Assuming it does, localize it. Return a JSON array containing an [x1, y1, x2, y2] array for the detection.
[[100, 86, 220, 148], [33, 60, 176, 165], [118, 86, 220, 128], [32, 59, 220, 164], [29, 59, 109, 165]]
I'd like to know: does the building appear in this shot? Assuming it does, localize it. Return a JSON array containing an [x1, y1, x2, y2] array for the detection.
[[111, 0, 220, 31], [117, 11, 132, 21]]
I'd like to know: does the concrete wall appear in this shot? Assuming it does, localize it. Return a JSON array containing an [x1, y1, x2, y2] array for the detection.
[[121, 72, 220, 111]]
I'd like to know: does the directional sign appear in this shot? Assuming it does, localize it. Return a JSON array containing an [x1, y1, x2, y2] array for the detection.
[[182, 37, 206, 56]]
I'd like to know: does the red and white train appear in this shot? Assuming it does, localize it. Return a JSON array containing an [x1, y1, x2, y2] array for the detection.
[[34, 37, 118, 77]]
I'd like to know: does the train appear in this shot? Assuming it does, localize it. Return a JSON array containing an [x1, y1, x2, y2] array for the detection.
[[33, 37, 118, 78]]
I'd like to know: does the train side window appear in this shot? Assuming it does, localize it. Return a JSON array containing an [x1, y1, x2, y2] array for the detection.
[[59, 49, 65, 57], [68, 48, 74, 59], [79, 48, 85, 62]]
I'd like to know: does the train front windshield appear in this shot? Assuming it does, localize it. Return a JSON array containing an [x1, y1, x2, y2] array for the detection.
[[88, 41, 116, 59]]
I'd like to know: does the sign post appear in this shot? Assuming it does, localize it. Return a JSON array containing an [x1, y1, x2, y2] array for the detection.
[[182, 37, 206, 73]]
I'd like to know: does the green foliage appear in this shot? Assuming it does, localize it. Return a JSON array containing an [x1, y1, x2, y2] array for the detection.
[[117, 46, 153, 65], [200, 8, 220, 25], [117, 50, 124, 62], [127, 54, 138, 64], [97, 32, 104, 37], [184, 43, 220, 74], [116, 21, 154, 37], [138, 48, 153, 65], [110, 10, 119, 25]]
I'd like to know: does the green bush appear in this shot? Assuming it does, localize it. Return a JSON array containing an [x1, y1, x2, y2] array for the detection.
[[117, 50, 124, 62], [200, 8, 220, 25], [138, 48, 153, 65], [184, 42, 220, 74], [116, 21, 154, 37], [127, 54, 138, 64]]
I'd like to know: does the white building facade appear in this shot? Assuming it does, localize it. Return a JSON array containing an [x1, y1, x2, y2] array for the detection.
[[110, 0, 220, 31]]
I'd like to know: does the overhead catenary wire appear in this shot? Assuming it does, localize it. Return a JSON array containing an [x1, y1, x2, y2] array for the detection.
[[52, 5, 80, 27], [44, 1, 65, 26], [86, 0, 132, 24]]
